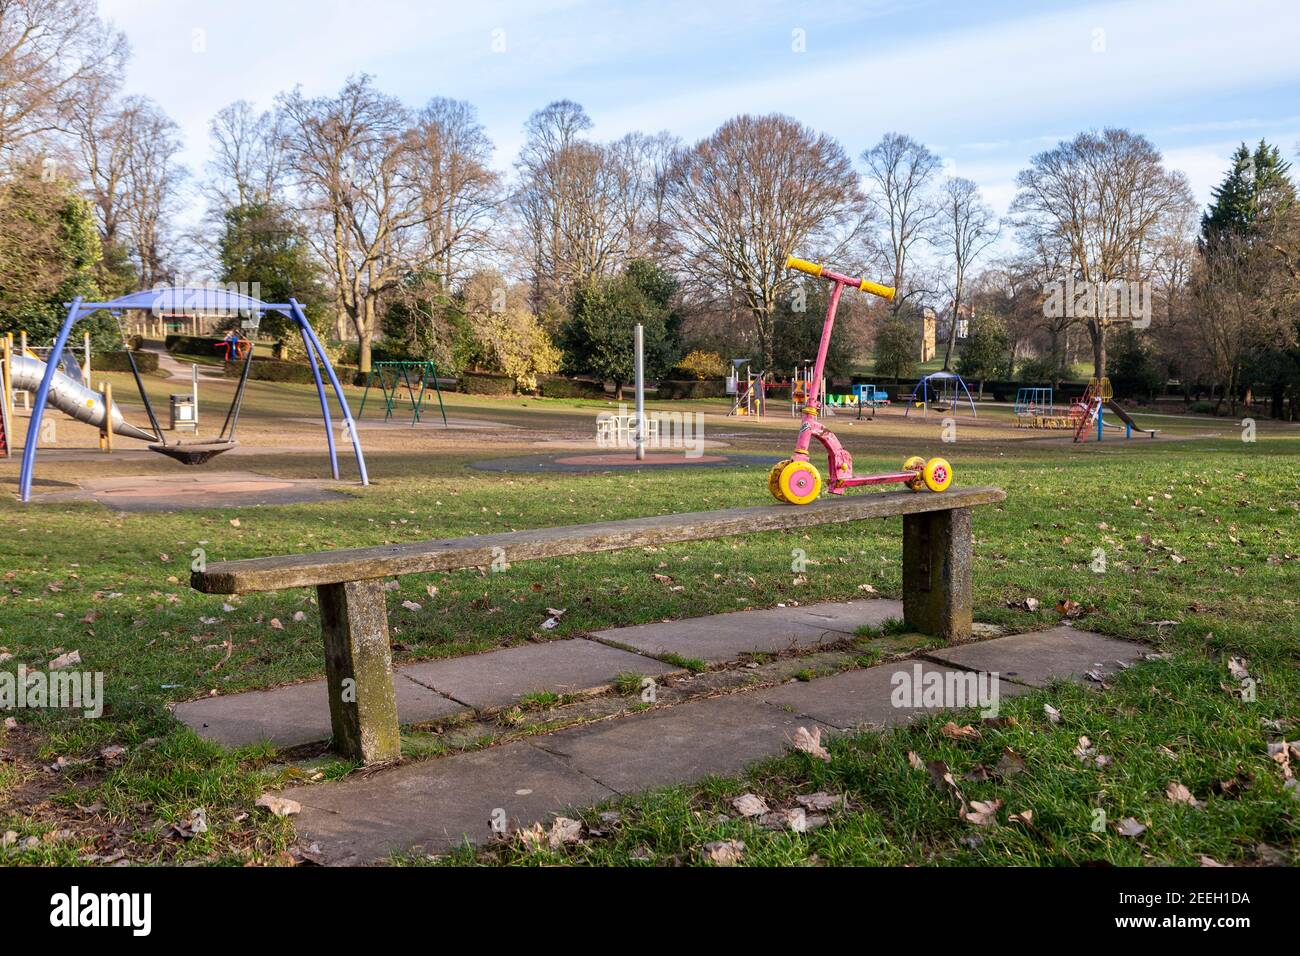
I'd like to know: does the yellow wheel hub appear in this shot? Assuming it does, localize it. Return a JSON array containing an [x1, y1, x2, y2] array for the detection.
[[777, 460, 823, 505]]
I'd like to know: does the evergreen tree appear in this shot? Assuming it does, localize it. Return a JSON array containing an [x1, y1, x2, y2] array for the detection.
[[873, 316, 917, 381], [560, 261, 680, 391], [957, 313, 1010, 380], [218, 201, 326, 338], [1201, 140, 1295, 246], [772, 282, 855, 378], [0, 165, 114, 348]]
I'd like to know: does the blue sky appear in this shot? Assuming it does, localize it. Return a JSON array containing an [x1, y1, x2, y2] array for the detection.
[[101, 0, 1300, 218]]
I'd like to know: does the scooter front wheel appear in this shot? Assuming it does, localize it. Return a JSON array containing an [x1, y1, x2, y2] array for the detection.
[[923, 457, 954, 492], [778, 460, 823, 505]]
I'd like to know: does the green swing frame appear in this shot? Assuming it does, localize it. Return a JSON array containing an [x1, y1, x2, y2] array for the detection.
[[357, 360, 448, 426]]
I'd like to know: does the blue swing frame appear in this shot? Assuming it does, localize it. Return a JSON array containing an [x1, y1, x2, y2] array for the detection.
[[18, 287, 368, 502], [904, 371, 979, 418]]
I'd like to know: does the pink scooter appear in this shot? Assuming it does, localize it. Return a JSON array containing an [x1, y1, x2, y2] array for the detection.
[[770, 257, 954, 505]]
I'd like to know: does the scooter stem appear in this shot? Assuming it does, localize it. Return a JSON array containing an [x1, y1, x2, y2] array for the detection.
[[793, 279, 846, 458]]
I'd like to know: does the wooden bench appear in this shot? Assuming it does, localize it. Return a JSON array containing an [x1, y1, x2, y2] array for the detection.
[[191, 487, 1005, 763]]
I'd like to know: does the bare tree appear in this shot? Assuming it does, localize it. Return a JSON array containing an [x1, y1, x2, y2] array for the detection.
[[405, 97, 501, 288], [512, 101, 671, 308], [278, 75, 421, 371], [0, 0, 127, 157], [513, 100, 592, 306], [1190, 232, 1274, 413], [662, 113, 865, 370], [861, 133, 941, 315], [605, 129, 679, 262], [1011, 128, 1194, 377], [206, 100, 284, 208], [934, 176, 999, 369], [118, 97, 185, 287], [66, 72, 129, 247]]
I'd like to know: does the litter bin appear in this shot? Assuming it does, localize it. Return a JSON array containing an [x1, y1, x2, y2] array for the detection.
[[169, 393, 197, 432]]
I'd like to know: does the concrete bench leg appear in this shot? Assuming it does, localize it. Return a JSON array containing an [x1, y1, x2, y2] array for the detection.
[[902, 507, 973, 643], [317, 580, 400, 763]]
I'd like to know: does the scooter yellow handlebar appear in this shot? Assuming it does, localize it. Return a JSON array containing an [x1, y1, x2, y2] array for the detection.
[[786, 256, 823, 278], [785, 256, 895, 301], [858, 279, 896, 301]]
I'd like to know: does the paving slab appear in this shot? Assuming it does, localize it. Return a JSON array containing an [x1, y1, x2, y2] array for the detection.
[[399, 639, 676, 710], [286, 740, 616, 865], [591, 599, 903, 663], [173, 674, 465, 748], [792, 599, 906, 634], [923, 626, 1146, 688], [530, 693, 829, 793], [757, 660, 1031, 731]]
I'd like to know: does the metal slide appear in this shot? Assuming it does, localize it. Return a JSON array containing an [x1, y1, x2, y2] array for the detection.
[[8, 352, 154, 442], [1105, 400, 1159, 436]]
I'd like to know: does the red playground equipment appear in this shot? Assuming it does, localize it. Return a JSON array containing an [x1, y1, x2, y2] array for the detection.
[[215, 331, 252, 362], [769, 257, 955, 505]]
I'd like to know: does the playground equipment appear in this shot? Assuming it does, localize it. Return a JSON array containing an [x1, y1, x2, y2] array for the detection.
[[769, 257, 953, 505], [1014, 386, 1053, 415], [6, 349, 154, 441], [906, 371, 978, 418], [1014, 386, 1076, 429], [1071, 377, 1158, 442], [727, 360, 767, 416], [214, 330, 252, 362], [357, 360, 448, 426], [853, 384, 891, 407], [15, 287, 367, 502]]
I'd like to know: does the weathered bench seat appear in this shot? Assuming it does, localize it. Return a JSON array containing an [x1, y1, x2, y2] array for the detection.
[[191, 488, 1005, 762]]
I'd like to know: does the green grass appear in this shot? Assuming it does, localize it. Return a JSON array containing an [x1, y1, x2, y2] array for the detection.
[[431, 656, 1297, 866], [0, 398, 1297, 865]]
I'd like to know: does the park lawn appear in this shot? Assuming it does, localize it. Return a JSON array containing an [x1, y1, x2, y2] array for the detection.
[[0, 430, 1296, 865]]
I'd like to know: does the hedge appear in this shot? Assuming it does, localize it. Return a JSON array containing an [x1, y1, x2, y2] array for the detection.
[[165, 334, 226, 358], [655, 379, 728, 400], [538, 376, 606, 399], [94, 350, 159, 374], [460, 371, 516, 395], [222, 358, 360, 385]]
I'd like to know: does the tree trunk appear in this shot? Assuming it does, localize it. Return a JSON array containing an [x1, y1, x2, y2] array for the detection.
[[941, 312, 957, 372], [357, 333, 372, 375], [1088, 320, 1107, 379]]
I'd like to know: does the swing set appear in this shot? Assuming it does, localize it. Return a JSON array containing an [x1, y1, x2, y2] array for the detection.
[[357, 360, 448, 426], [17, 287, 368, 502]]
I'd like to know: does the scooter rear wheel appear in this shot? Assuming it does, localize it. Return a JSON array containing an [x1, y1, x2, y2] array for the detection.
[[903, 455, 926, 491], [768, 459, 792, 502], [778, 460, 823, 505]]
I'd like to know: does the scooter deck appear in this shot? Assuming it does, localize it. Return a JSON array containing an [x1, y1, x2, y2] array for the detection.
[[837, 471, 915, 488]]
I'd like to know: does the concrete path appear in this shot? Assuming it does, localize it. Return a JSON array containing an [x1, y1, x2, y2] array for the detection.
[[174, 599, 898, 750], [594, 599, 902, 663], [268, 622, 1146, 864], [143, 343, 224, 382]]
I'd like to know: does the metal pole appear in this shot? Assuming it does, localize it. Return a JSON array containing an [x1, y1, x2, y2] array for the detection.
[[20, 298, 81, 502], [191, 362, 199, 432], [634, 323, 645, 461], [17, 331, 27, 409]]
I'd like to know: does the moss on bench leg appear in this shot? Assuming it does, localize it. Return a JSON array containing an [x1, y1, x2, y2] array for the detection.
[[901, 507, 973, 643], [318, 580, 400, 764]]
